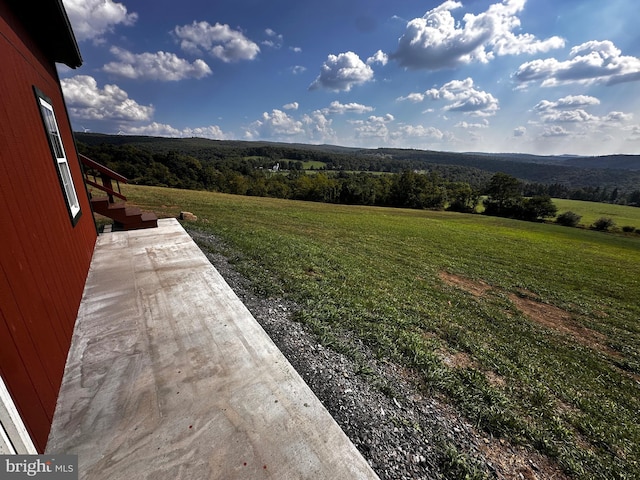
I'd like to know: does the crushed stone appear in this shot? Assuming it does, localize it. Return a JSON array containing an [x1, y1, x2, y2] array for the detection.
[[188, 228, 567, 480]]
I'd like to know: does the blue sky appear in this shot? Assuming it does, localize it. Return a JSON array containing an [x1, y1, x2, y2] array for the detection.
[[59, 0, 640, 155]]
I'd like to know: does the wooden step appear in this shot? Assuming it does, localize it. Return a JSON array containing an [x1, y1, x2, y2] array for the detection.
[[91, 197, 157, 230], [90, 196, 110, 209], [118, 212, 158, 231]]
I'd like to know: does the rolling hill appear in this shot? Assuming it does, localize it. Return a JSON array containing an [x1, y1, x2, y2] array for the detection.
[[75, 132, 640, 192]]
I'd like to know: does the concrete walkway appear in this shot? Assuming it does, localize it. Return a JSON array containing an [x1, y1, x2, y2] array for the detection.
[[47, 219, 379, 480]]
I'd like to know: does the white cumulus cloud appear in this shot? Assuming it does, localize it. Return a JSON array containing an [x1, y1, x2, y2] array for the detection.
[[103, 47, 212, 81], [283, 102, 299, 110], [603, 112, 633, 123], [247, 109, 305, 139], [513, 126, 526, 137], [263, 28, 284, 49], [397, 92, 428, 103], [245, 109, 338, 143], [353, 114, 395, 140], [367, 50, 388, 66], [174, 21, 260, 62], [534, 95, 600, 112], [320, 101, 374, 115], [514, 40, 640, 86], [394, 125, 445, 139], [62, 0, 137, 42], [120, 123, 228, 139], [424, 78, 499, 116], [309, 51, 374, 92], [541, 109, 597, 123], [302, 112, 337, 143], [532, 95, 633, 130], [541, 125, 571, 137], [61, 75, 153, 122], [455, 119, 489, 129], [526, 93, 636, 151], [392, 0, 564, 70]]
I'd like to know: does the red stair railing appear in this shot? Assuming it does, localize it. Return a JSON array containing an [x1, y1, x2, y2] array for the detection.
[[79, 153, 128, 203]]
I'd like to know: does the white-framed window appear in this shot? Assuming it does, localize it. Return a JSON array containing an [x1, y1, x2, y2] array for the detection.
[[35, 89, 81, 223]]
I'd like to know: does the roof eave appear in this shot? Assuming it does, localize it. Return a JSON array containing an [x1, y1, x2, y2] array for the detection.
[[6, 0, 83, 69], [54, 0, 82, 68]]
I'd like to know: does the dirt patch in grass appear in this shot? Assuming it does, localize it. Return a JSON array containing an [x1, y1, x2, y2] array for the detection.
[[437, 349, 478, 370], [439, 271, 492, 297], [439, 272, 621, 361], [485, 371, 507, 388], [478, 438, 569, 480], [506, 293, 621, 360], [438, 348, 508, 388]]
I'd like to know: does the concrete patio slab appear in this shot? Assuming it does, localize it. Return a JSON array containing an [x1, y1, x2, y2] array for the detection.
[[47, 218, 379, 480]]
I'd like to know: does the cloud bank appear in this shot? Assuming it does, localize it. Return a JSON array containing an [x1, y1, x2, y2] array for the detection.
[[392, 0, 564, 70], [103, 47, 212, 81], [121, 123, 228, 139], [61, 75, 153, 121], [514, 40, 640, 86], [63, 0, 137, 42], [174, 21, 260, 62], [400, 78, 499, 117]]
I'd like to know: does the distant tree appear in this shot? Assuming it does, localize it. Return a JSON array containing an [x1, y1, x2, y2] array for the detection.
[[339, 173, 379, 205], [627, 190, 640, 206], [447, 182, 480, 213], [141, 162, 176, 187], [390, 171, 446, 209], [483, 172, 523, 216], [610, 188, 619, 202], [390, 170, 421, 208], [556, 211, 582, 227], [247, 172, 268, 197], [225, 172, 250, 195], [520, 195, 558, 221], [548, 183, 570, 198], [266, 176, 291, 198]]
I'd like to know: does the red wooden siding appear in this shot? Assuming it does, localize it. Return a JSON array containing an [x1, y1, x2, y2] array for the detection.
[[0, 4, 97, 452]]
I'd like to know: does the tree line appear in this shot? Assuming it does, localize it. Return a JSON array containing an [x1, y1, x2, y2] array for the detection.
[[77, 141, 640, 219]]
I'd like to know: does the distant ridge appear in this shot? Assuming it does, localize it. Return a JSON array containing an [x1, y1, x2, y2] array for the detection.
[[75, 132, 640, 170], [463, 151, 640, 170], [74, 132, 640, 192]]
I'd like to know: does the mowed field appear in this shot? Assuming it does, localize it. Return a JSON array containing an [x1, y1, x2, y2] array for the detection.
[[123, 185, 639, 479], [553, 198, 640, 230]]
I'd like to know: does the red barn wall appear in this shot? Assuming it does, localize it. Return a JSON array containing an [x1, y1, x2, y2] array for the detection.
[[0, 4, 97, 452]]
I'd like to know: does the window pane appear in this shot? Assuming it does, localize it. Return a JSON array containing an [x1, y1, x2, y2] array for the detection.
[[58, 163, 79, 212], [42, 108, 64, 159], [37, 94, 81, 219]]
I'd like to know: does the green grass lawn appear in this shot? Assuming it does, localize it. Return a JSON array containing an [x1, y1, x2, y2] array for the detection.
[[301, 160, 327, 170], [124, 185, 640, 479], [554, 199, 640, 230]]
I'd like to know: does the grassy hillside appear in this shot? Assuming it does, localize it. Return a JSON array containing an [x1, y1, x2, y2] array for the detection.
[[554, 199, 640, 229], [123, 185, 639, 479]]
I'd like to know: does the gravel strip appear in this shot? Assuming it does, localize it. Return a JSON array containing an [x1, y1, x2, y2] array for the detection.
[[188, 228, 566, 480]]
